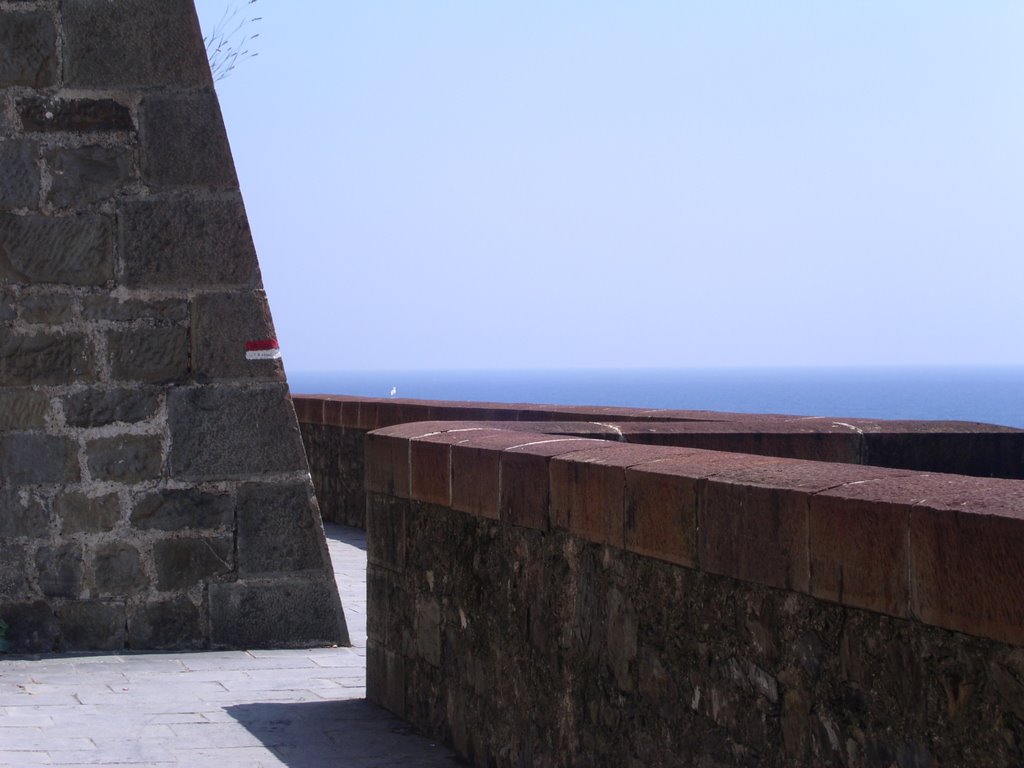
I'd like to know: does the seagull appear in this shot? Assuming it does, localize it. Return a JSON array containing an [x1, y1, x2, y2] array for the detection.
[[390, 386, 397, 398]]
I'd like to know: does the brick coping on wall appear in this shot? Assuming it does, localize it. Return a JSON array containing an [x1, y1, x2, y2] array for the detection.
[[293, 393, 1024, 431], [293, 394, 1024, 478], [293, 395, 1024, 648]]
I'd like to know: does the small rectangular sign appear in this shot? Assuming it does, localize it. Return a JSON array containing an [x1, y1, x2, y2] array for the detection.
[[245, 339, 281, 361]]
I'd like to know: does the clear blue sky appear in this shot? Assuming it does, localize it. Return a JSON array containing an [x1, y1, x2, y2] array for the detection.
[[194, 1, 1024, 371]]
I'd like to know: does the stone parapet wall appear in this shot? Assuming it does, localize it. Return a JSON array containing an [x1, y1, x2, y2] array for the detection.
[[293, 394, 1024, 527], [0, 0, 347, 652], [362, 421, 1024, 766]]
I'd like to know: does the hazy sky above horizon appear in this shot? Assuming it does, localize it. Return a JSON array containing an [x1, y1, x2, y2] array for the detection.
[[194, 1, 1024, 371]]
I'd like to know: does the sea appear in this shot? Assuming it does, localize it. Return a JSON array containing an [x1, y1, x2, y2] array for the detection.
[[287, 367, 1024, 430]]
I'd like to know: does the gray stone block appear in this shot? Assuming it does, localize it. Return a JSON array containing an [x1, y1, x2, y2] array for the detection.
[[55, 492, 120, 534], [0, 547, 30, 598], [94, 543, 148, 593], [18, 97, 134, 133], [0, 139, 39, 209], [18, 293, 76, 324], [86, 434, 163, 482], [62, 388, 158, 427], [153, 536, 233, 590], [367, 493, 408, 572], [0, 212, 113, 286], [237, 482, 323, 575], [0, 432, 78, 485], [414, 596, 441, 667], [128, 597, 203, 650], [107, 326, 188, 383], [45, 144, 133, 208], [141, 92, 237, 188], [0, 600, 58, 653], [167, 385, 306, 480], [82, 295, 187, 322], [191, 291, 283, 382], [119, 199, 259, 288], [0, 10, 56, 88], [209, 579, 349, 649], [35, 543, 83, 598], [0, 388, 50, 429], [0, 490, 49, 538], [131, 489, 233, 532], [57, 600, 126, 651], [367, 643, 407, 717], [0, 331, 94, 385], [62, 0, 210, 88]]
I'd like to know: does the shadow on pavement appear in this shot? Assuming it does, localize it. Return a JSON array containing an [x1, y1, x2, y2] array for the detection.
[[225, 698, 461, 767]]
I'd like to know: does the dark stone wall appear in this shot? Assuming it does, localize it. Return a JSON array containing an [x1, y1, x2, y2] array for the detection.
[[368, 492, 1024, 768], [300, 423, 366, 528], [360, 422, 1024, 766], [0, 1, 347, 652]]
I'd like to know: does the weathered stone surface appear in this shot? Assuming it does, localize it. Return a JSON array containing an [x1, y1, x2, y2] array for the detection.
[[0, 11, 56, 88], [0, 0, 349, 654], [299, 423, 366, 527], [369, 497, 1024, 768], [107, 326, 188, 383], [141, 93, 237, 188], [57, 601, 125, 652], [55, 493, 120, 535], [191, 291, 283, 381], [209, 579, 348, 649], [18, 97, 134, 133], [0, 213, 113, 286], [45, 145, 133, 208], [0, 601, 58, 653], [168, 385, 306, 479], [86, 434, 163, 482], [0, 388, 49, 430], [35, 544, 83, 598], [237, 482, 323, 575], [94, 543, 148, 593], [0, 548, 30, 597], [82, 295, 187, 322], [62, 388, 158, 427], [0, 139, 39, 209], [128, 597, 202, 650], [0, 490, 49, 538], [367, 493, 407, 572], [119, 199, 259, 288], [131, 489, 233, 532], [414, 596, 441, 667], [62, 0, 210, 88], [18, 293, 77, 324], [0, 331, 94, 385], [153, 536, 232, 590], [0, 432, 78, 484]]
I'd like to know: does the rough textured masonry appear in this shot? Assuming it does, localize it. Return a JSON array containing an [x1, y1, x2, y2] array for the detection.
[[352, 418, 1024, 767], [0, 0, 347, 651]]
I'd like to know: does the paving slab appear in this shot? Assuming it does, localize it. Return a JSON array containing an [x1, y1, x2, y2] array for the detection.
[[0, 524, 460, 768]]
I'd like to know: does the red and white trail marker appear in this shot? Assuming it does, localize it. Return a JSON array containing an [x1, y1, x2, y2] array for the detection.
[[245, 339, 282, 361]]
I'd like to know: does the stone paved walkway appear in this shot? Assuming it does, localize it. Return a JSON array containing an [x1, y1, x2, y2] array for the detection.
[[0, 525, 460, 767]]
